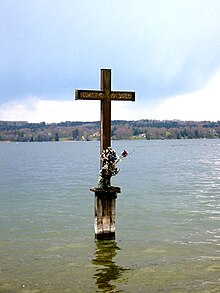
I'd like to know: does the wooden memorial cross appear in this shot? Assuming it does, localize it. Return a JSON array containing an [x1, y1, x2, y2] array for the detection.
[[75, 69, 135, 239]]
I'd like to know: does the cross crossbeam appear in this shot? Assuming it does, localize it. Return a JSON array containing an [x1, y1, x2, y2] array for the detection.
[[75, 69, 135, 159]]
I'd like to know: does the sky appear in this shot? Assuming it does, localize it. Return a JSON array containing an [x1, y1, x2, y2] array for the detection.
[[0, 0, 220, 123]]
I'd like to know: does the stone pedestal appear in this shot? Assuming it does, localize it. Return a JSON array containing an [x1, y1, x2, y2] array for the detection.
[[90, 187, 121, 240]]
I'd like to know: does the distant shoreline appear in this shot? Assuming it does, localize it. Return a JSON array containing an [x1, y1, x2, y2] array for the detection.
[[0, 119, 220, 142]]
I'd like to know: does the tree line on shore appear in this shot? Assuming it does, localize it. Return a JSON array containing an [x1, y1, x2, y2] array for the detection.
[[0, 119, 220, 142]]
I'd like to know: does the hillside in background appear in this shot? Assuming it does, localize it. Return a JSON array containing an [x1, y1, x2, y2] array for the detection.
[[0, 119, 220, 142]]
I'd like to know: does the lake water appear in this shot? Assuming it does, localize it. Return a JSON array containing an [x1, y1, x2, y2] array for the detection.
[[0, 139, 219, 292]]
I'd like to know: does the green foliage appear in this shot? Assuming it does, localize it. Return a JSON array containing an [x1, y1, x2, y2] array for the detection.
[[72, 129, 79, 139], [55, 132, 59, 141]]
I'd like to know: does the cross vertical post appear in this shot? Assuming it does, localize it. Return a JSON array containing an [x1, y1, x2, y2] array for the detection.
[[100, 69, 111, 157], [75, 68, 135, 239]]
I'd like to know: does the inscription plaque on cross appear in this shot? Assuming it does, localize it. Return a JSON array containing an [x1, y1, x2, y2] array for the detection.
[[75, 69, 135, 161]]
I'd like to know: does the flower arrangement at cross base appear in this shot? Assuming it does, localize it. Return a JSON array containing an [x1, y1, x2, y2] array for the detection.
[[98, 147, 128, 190]]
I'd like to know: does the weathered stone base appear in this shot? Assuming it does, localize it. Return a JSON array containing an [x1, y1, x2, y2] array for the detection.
[[90, 186, 121, 240]]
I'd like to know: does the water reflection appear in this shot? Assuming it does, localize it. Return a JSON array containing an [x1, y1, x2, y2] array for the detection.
[[92, 240, 128, 292]]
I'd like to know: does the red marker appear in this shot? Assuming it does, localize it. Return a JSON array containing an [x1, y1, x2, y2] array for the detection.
[[121, 150, 128, 158]]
